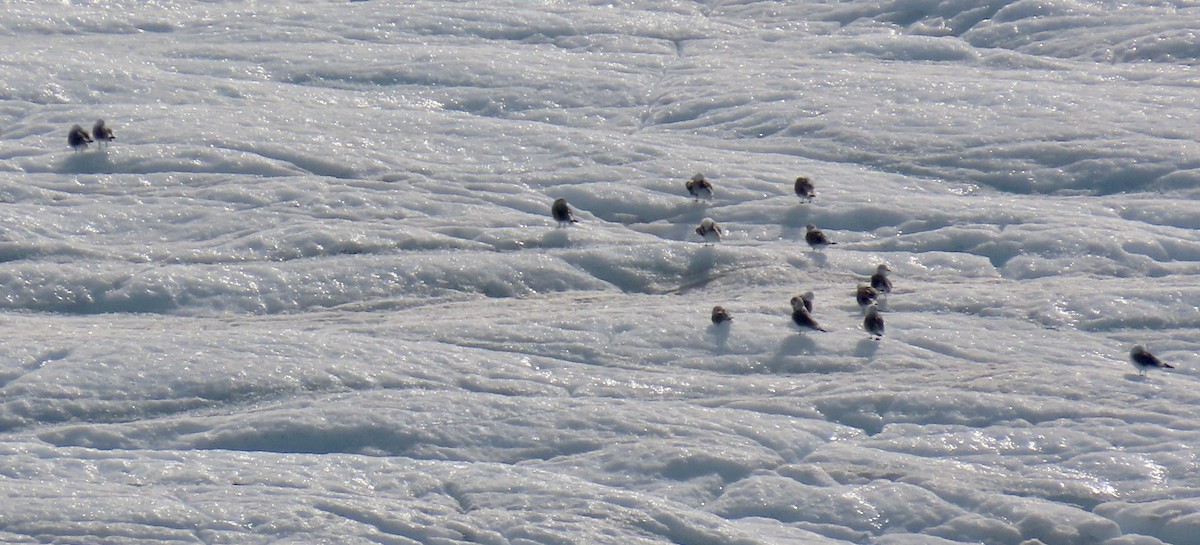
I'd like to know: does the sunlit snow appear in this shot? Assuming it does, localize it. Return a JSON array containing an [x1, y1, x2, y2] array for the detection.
[[1, 1, 1198, 544]]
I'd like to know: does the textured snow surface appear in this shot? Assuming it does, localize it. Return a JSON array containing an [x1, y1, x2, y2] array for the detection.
[[1, 1, 1199, 544]]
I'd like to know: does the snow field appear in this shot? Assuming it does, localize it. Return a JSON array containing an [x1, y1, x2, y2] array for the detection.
[[1, 0, 1199, 544]]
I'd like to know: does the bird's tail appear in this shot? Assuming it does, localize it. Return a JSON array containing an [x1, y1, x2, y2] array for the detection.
[[1164, 363, 1175, 369]]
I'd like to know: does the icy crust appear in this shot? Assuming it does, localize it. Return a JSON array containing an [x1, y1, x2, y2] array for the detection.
[[5, 0, 1200, 197], [2, 0, 1200, 544], [0, 164, 1197, 314], [2, 299, 1197, 544], [0, 444, 780, 545]]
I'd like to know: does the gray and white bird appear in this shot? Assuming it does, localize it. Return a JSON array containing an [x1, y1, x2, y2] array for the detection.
[[551, 198, 578, 227], [92, 119, 115, 147], [67, 124, 93, 151], [790, 291, 815, 314], [856, 284, 879, 309], [805, 224, 836, 250], [794, 176, 815, 202], [1130, 345, 1173, 375], [696, 217, 722, 244], [686, 173, 713, 201], [711, 305, 733, 325], [870, 264, 892, 295], [864, 306, 885, 339]]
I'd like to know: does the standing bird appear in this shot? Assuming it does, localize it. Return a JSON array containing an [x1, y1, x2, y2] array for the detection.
[[711, 306, 733, 325], [551, 198, 578, 227], [863, 306, 885, 339], [870, 264, 892, 295], [791, 305, 826, 332], [790, 291, 815, 314], [696, 217, 722, 244], [856, 284, 879, 310], [92, 119, 115, 147], [67, 124, 93, 151], [794, 176, 815, 202], [805, 224, 836, 251], [686, 173, 713, 201], [1129, 345, 1173, 375]]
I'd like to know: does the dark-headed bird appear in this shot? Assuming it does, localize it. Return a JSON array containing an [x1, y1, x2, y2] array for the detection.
[[68, 124, 93, 151], [864, 306, 885, 339], [856, 284, 879, 310], [871, 264, 892, 295], [711, 306, 732, 325], [686, 173, 713, 201], [92, 119, 115, 147], [1130, 345, 1173, 376], [791, 305, 826, 333], [551, 198, 578, 227], [790, 291, 815, 314], [805, 224, 836, 251], [794, 176, 815, 202]]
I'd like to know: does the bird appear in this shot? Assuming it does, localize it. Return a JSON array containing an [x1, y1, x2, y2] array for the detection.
[[790, 291, 815, 314], [1129, 345, 1173, 375], [696, 217, 722, 244], [856, 284, 879, 309], [805, 224, 836, 250], [67, 124, 93, 151], [870, 264, 892, 295], [551, 198, 578, 227], [864, 306, 885, 339], [794, 176, 815, 202], [686, 173, 713, 201], [92, 119, 115, 147], [711, 306, 732, 324], [791, 305, 826, 332]]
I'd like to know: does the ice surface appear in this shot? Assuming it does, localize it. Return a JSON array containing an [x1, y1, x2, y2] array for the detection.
[[1, 0, 1198, 544]]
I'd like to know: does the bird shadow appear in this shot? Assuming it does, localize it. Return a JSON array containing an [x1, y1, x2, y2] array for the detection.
[[782, 205, 811, 229], [787, 332, 818, 351], [763, 333, 822, 373], [60, 150, 116, 174], [540, 228, 572, 248], [707, 323, 731, 352], [854, 338, 880, 358], [688, 246, 717, 277], [667, 201, 711, 226]]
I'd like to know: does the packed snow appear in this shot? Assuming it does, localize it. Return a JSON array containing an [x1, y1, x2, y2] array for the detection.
[[1, 1, 1199, 544]]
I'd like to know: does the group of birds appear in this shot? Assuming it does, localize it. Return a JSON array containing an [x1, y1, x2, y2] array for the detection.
[[778, 262, 891, 340], [67, 119, 116, 151], [68, 122, 1178, 376], [554, 172, 896, 341], [695, 173, 890, 340], [687, 175, 829, 250], [553, 172, 1177, 375]]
